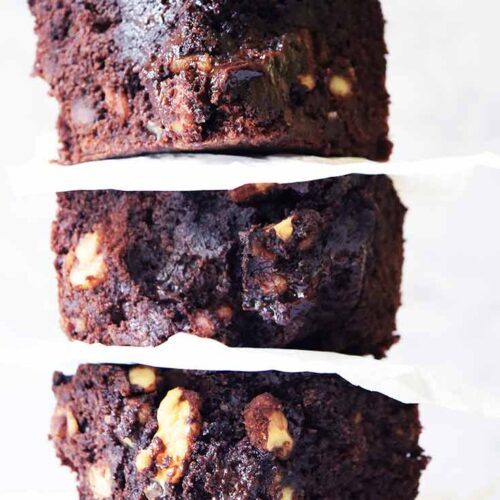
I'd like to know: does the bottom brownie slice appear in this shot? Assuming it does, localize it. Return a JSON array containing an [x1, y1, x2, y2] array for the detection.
[[51, 365, 428, 499]]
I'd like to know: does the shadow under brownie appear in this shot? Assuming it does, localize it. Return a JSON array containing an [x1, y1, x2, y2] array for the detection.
[[29, 0, 391, 164], [51, 364, 428, 499], [52, 175, 405, 356]]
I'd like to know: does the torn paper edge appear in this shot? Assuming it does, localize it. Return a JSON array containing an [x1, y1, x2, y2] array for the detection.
[[6, 133, 500, 194], [3, 333, 500, 418]]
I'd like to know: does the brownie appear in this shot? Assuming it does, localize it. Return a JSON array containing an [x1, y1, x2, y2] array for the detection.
[[51, 364, 427, 499], [52, 175, 405, 357], [29, 0, 391, 164]]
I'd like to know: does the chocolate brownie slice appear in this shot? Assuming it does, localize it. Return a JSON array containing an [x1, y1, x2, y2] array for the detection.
[[52, 175, 405, 356], [29, 0, 391, 164], [51, 364, 427, 499]]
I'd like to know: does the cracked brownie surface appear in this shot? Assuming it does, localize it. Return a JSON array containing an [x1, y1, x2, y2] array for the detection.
[[29, 0, 391, 163], [51, 364, 428, 499], [52, 175, 405, 356]]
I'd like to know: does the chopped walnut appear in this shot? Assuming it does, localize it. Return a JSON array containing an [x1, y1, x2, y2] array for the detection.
[[244, 393, 294, 460], [71, 97, 96, 126], [190, 310, 216, 338], [135, 449, 153, 472], [103, 86, 129, 122], [128, 366, 157, 393], [329, 75, 352, 97], [259, 274, 288, 296], [51, 405, 79, 439], [216, 304, 233, 322], [121, 437, 134, 448], [169, 54, 213, 74], [250, 239, 276, 261], [170, 120, 186, 135], [267, 216, 294, 242], [72, 317, 87, 334], [68, 231, 107, 290], [136, 387, 202, 485], [281, 486, 295, 500], [297, 73, 316, 91], [138, 403, 152, 424], [353, 412, 363, 424], [228, 183, 277, 203], [87, 462, 113, 499], [146, 121, 165, 140]]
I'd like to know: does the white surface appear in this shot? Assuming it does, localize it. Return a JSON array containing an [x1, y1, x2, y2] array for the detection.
[[1, 1, 500, 499]]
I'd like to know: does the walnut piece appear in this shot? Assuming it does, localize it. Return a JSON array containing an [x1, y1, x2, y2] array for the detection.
[[250, 239, 276, 261], [267, 216, 294, 242], [136, 387, 202, 485], [244, 393, 294, 460], [103, 86, 129, 122], [329, 75, 352, 97], [135, 449, 153, 472], [259, 274, 288, 296], [297, 73, 316, 91], [216, 304, 233, 322], [71, 317, 87, 334], [228, 183, 277, 203], [121, 437, 134, 448], [87, 462, 113, 499], [281, 486, 295, 500], [144, 481, 164, 500], [353, 411, 363, 424], [327, 110, 339, 121], [129, 367, 157, 393], [51, 405, 79, 439], [65, 408, 79, 437], [190, 310, 216, 338], [169, 54, 213, 74], [71, 97, 96, 126], [170, 120, 186, 135], [68, 231, 107, 290], [146, 121, 165, 140], [267, 410, 294, 459], [138, 403, 152, 424]]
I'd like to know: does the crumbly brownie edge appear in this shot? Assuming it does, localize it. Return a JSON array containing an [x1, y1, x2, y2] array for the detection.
[[51, 364, 428, 499], [29, 0, 391, 163], [52, 175, 405, 356]]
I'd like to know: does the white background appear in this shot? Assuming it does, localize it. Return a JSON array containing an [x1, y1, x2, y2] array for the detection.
[[1, 1, 500, 499]]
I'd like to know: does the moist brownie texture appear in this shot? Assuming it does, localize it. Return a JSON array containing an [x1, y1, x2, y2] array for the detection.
[[29, 0, 391, 164], [52, 175, 405, 356], [51, 364, 427, 499]]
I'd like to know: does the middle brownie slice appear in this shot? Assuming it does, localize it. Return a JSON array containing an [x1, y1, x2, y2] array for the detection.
[[52, 174, 405, 357]]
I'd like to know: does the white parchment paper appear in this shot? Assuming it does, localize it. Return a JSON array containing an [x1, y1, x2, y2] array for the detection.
[[4, 333, 499, 418], [6, 133, 500, 194]]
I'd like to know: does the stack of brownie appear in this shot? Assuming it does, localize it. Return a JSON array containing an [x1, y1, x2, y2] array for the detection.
[[29, 1, 429, 498]]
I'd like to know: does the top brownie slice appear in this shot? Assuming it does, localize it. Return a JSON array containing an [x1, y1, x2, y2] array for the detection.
[[29, 0, 391, 164]]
